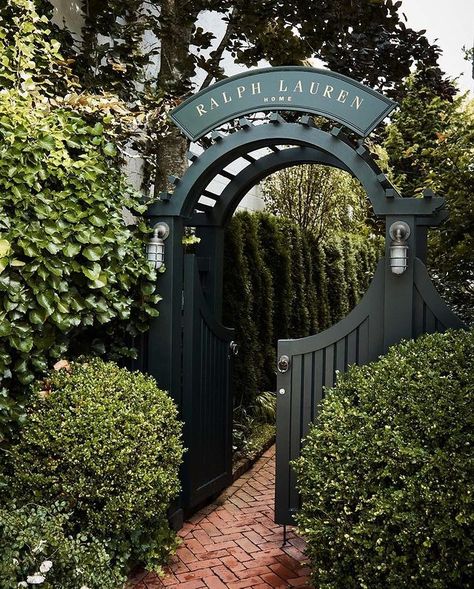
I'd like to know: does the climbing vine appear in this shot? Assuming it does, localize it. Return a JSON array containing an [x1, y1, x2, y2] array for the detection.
[[0, 0, 161, 441]]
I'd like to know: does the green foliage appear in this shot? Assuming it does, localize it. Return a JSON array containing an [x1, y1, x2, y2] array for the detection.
[[0, 503, 125, 589], [262, 165, 370, 239], [0, 0, 162, 442], [0, 0, 74, 97], [9, 359, 184, 570], [232, 391, 276, 458], [223, 212, 383, 413], [0, 90, 159, 441], [75, 0, 451, 102], [239, 211, 274, 392], [222, 214, 259, 408], [295, 329, 474, 589], [384, 76, 474, 322], [323, 237, 350, 323]]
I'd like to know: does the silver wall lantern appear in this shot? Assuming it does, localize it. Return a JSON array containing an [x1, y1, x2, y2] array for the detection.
[[389, 221, 410, 275], [146, 222, 170, 270]]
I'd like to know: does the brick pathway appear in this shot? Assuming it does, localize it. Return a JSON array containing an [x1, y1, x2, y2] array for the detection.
[[129, 445, 313, 589]]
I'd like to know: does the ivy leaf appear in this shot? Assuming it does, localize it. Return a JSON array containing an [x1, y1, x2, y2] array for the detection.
[[63, 242, 81, 257], [0, 239, 11, 257], [103, 142, 117, 157], [82, 264, 101, 281], [89, 273, 108, 289], [36, 292, 55, 315], [37, 136, 56, 151], [0, 321, 12, 337], [83, 246, 104, 261]]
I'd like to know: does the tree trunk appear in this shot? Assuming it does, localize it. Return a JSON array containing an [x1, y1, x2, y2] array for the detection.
[[154, 0, 195, 196]]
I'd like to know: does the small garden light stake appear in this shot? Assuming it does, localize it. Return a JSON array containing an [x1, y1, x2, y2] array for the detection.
[[389, 221, 410, 275], [147, 222, 170, 269]]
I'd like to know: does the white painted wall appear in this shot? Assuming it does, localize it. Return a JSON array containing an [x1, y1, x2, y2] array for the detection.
[[49, 0, 84, 43]]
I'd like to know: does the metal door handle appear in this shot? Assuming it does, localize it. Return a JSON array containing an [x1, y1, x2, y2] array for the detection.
[[278, 355, 290, 373], [230, 341, 239, 356]]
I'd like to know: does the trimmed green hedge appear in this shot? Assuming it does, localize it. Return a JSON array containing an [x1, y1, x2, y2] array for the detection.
[[0, 503, 125, 589], [223, 211, 382, 406], [294, 329, 473, 589], [9, 358, 184, 572]]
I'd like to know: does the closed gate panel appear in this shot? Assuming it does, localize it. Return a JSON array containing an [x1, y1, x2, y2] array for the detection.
[[183, 255, 234, 510]]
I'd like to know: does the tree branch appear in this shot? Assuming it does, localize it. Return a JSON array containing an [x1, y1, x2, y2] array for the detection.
[[199, 12, 235, 90]]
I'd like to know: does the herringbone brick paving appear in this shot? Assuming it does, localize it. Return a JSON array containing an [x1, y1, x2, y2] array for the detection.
[[129, 445, 313, 589]]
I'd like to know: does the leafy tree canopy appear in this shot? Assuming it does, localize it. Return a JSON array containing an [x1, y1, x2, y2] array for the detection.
[[384, 74, 474, 321], [75, 0, 453, 101], [262, 165, 372, 240]]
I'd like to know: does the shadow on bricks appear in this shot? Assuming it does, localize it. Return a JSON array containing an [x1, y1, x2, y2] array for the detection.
[[128, 446, 313, 589]]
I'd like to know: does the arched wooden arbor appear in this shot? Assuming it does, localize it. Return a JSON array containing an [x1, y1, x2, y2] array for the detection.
[[144, 67, 464, 528]]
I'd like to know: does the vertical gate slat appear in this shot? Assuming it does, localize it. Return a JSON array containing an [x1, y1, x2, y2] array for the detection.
[[324, 344, 335, 390], [358, 319, 369, 364], [312, 349, 325, 420], [347, 330, 357, 366], [336, 338, 346, 373], [289, 354, 303, 516], [301, 352, 314, 441]]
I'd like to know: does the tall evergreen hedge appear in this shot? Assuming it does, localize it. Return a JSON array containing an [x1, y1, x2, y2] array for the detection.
[[223, 212, 382, 408]]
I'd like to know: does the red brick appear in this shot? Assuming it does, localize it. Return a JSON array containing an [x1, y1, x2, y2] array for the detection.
[[188, 559, 223, 572], [203, 576, 228, 589], [177, 547, 199, 564], [261, 572, 288, 588], [179, 581, 206, 589], [237, 565, 272, 579], [211, 565, 238, 583], [227, 577, 265, 589], [236, 537, 260, 554]]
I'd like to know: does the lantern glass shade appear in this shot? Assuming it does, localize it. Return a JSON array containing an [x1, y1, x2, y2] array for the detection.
[[389, 243, 408, 274], [146, 235, 165, 269]]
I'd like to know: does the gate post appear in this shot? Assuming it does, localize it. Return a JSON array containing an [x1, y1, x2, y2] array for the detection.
[[145, 214, 184, 404], [383, 215, 416, 351]]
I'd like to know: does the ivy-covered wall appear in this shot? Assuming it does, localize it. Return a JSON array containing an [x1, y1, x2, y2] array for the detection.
[[223, 211, 382, 409]]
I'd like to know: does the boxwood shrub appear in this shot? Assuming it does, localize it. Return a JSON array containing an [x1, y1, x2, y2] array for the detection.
[[295, 329, 473, 589], [10, 358, 184, 571], [0, 503, 125, 589]]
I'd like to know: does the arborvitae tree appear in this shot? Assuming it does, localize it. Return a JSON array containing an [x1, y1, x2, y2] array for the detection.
[[280, 219, 311, 339], [302, 233, 319, 334], [222, 214, 258, 408], [239, 212, 274, 392], [341, 236, 360, 311], [308, 235, 331, 331], [324, 237, 350, 324], [257, 214, 292, 343]]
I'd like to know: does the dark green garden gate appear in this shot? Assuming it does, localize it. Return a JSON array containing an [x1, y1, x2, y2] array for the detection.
[[144, 67, 464, 528]]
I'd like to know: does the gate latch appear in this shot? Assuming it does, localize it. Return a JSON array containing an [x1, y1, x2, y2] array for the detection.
[[277, 355, 290, 373], [229, 341, 239, 356]]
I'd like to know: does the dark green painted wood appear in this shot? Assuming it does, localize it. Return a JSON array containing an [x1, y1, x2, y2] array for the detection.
[[276, 262, 386, 525], [170, 67, 397, 140], [182, 254, 235, 509], [146, 216, 184, 401], [275, 257, 465, 525]]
